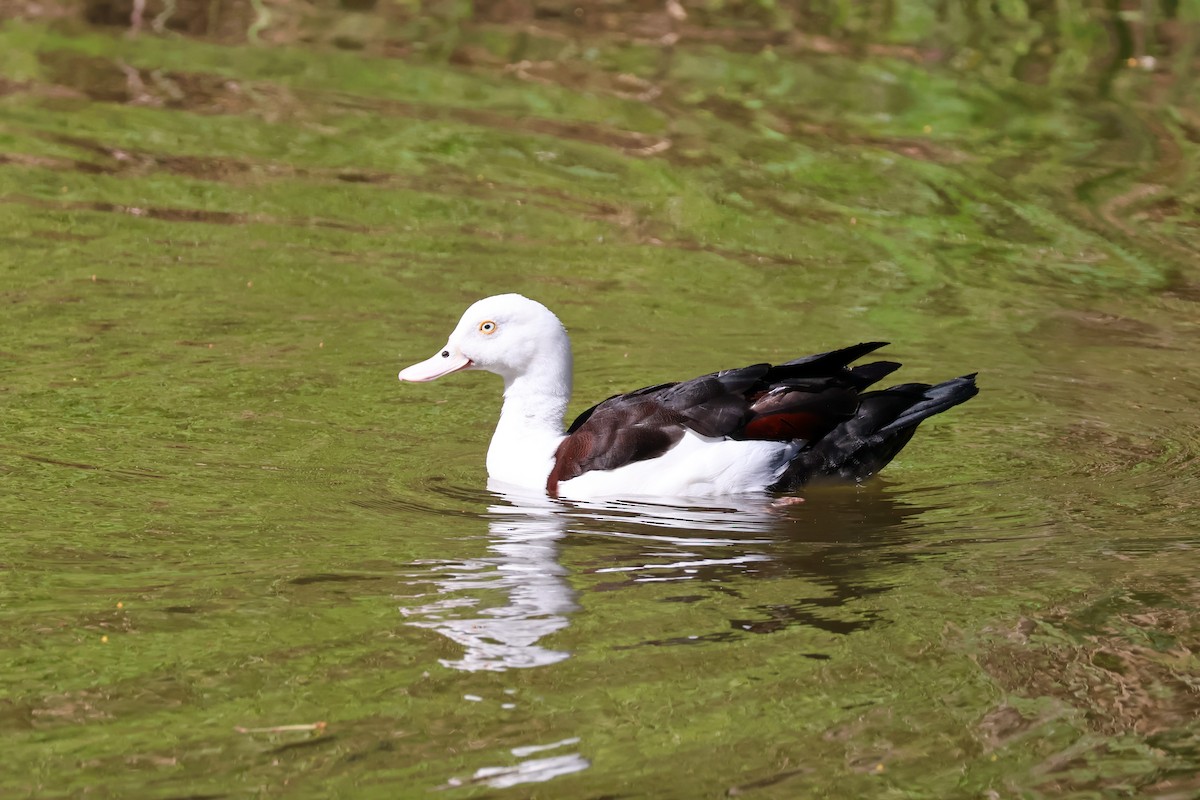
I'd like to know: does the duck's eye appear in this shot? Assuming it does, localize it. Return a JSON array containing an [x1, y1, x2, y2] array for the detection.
[[441, 350, 449, 358], [479, 320, 497, 334]]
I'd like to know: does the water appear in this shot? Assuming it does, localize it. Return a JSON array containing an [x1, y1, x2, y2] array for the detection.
[[1, 4, 1198, 797]]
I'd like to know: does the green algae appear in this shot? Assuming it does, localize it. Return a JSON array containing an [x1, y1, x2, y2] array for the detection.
[[1, 5, 1199, 798]]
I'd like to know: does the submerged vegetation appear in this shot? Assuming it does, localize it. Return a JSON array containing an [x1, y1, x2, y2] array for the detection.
[[0, 1, 1197, 797]]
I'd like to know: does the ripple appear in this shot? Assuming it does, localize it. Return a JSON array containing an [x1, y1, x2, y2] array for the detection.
[[349, 478, 495, 518], [1057, 415, 1200, 503]]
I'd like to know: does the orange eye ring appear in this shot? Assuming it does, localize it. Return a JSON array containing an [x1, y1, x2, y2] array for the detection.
[[479, 320, 497, 334]]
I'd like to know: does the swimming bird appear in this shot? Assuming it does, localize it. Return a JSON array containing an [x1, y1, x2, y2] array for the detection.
[[398, 294, 977, 500]]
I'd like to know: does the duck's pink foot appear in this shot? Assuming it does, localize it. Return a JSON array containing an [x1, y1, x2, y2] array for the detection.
[[771, 496, 806, 507]]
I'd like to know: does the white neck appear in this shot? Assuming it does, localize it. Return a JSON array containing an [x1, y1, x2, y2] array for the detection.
[[485, 353, 572, 489]]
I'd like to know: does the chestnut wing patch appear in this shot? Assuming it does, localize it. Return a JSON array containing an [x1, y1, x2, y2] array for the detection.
[[548, 400, 687, 496], [739, 384, 861, 442]]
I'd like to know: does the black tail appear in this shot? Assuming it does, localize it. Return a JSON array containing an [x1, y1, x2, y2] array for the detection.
[[770, 374, 978, 492]]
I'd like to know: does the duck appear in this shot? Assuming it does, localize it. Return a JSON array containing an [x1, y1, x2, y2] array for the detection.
[[398, 294, 977, 501]]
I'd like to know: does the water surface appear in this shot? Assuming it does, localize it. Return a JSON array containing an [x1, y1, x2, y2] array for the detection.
[[1, 4, 1198, 797]]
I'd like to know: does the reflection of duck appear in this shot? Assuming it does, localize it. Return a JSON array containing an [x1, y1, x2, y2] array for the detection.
[[401, 484, 940, 668], [560, 484, 935, 577], [399, 294, 977, 500], [401, 498, 575, 672]]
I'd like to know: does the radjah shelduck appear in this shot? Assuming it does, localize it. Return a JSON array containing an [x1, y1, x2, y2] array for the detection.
[[399, 294, 977, 501]]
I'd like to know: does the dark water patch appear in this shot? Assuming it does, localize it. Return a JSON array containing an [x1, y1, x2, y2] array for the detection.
[[0, 151, 113, 174], [29, 50, 677, 158], [847, 133, 966, 165], [732, 593, 886, 636], [20, 689, 114, 728], [81, 0, 142, 28], [1032, 308, 1172, 350], [19, 672, 203, 729], [71, 603, 211, 636], [36, 51, 135, 103], [614, 630, 740, 649], [0, 77, 34, 97], [727, 100, 970, 166], [1, 194, 379, 233], [726, 766, 813, 796], [1162, 272, 1200, 303], [13, 131, 644, 233], [21, 453, 102, 470], [659, 594, 706, 604], [38, 50, 272, 115], [49, 132, 266, 181], [288, 573, 381, 586], [38, 131, 298, 183], [642, 234, 809, 268], [110, 467, 168, 480], [334, 171, 386, 184], [5, 193, 249, 224], [322, 91, 670, 156], [30, 51, 676, 158]]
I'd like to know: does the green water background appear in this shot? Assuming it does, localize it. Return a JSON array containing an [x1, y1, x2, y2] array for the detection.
[[1, 2, 1198, 797]]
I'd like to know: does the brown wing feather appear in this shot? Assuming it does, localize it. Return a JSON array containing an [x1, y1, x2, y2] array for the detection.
[[547, 401, 685, 497]]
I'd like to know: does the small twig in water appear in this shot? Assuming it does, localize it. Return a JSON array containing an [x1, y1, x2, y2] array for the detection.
[[235, 721, 327, 734]]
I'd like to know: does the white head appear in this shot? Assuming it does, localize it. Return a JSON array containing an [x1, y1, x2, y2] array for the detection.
[[398, 294, 573, 388]]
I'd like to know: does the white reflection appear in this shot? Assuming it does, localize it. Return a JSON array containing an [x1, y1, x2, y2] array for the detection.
[[469, 753, 590, 789], [402, 484, 786, 672], [441, 737, 589, 790], [559, 494, 782, 537], [400, 489, 575, 672], [593, 554, 772, 574]]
